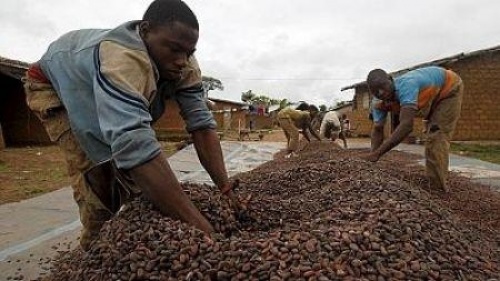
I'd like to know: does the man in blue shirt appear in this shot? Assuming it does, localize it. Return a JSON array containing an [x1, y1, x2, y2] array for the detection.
[[24, 0, 239, 250], [363, 66, 463, 192]]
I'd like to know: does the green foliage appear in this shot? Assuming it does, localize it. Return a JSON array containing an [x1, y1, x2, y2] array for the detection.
[[241, 90, 287, 108], [279, 99, 291, 109], [269, 98, 280, 105], [24, 186, 45, 196], [241, 90, 256, 102], [0, 160, 7, 172], [450, 143, 500, 164], [202, 76, 224, 92]]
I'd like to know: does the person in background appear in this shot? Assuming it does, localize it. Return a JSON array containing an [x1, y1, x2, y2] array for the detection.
[[340, 114, 350, 134], [277, 105, 322, 157], [319, 110, 348, 148], [295, 102, 310, 111], [23, 0, 240, 250], [363, 66, 463, 192]]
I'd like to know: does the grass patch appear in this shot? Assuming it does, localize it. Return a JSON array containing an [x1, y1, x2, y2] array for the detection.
[[450, 143, 500, 164], [47, 169, 67, 181], [24, 186, 46, 196], [0, 160, 7, 171], [160, 141, 181, 158]]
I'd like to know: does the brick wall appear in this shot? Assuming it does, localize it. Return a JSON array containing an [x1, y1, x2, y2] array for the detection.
[[446, 54, 500, 140], [153, 99, 186, 133], [212, 111, 247, 131], [153, 99, 250, 134], [346, 108, 371, 137], [348, 86, 372, 137], [246, 115, 273, 130]]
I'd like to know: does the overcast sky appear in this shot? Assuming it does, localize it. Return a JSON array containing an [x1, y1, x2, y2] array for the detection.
[[2, 0, 499, 106]]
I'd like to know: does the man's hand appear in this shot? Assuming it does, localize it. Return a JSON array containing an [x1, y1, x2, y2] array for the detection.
[[225, 190, 243, 211], [220, 180, 242, 211], [362, 151, 381, 162]]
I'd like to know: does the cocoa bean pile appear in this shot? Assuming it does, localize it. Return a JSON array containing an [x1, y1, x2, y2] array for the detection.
[[39, 142, 500, 280]]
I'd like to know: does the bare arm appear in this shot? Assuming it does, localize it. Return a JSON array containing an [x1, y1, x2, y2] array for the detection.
[[191, 128, 231, 192], [371, 122, 385, 151], [368, 106, 417, 161], [301, 122, 312, 142], [128, 153, 214, 234], [339, 131, 348, 148], [308, 122, 322, 141], [191, 128, 242, 210]]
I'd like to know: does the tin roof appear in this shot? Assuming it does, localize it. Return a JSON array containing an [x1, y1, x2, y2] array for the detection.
[[341, 44, 500, 91], [0, 56, 29, 80]]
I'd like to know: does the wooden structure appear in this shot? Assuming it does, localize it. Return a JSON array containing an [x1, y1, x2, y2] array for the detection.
[[0, 57, 51, 148]]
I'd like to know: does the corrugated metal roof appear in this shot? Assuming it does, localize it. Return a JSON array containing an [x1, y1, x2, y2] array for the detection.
[[0, 56, 29, 80], [208, 97, 247, 106], [331, 101, 353, 111], [341, 44, 500, 91]]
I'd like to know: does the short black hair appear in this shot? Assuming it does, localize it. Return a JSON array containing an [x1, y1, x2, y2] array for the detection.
[[143, 0, 199, 30], [296, 102, 310, 111], [366, 68, 390, 96], [309, 105, 319, 112]]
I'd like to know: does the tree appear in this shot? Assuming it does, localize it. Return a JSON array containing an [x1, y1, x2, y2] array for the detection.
[[319, 104, 328, 112], [279, 99, 291, 109], [254, 95, 270, 105], [242, 90, 296, 112], [241, 90, 256, 103], [202, 76, 223, 98], [269, 98, 280, 106]]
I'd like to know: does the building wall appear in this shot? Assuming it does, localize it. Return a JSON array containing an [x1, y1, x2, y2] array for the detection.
[[446, 54, 500, 140], [334, 106, 352, 118], [349, 53, 500, 141], [0, 123, 5, 149], [211, 100, 247, 131], [348, 85, 372, 137], [246, 114, 273, 130], [152, 99, 187, 135], [152, 99, 249, 136], [0, 75, 51, 146]]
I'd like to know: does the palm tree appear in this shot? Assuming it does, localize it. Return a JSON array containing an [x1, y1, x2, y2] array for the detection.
[[241, 90, 257, 103]]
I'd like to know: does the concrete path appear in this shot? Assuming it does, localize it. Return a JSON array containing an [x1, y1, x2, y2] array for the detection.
[[1, 139, 500, 280]]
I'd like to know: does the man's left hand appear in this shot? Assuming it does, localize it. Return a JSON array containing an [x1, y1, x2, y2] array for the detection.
[[224, 190, 243, 211], [220, 180, 243, 211]]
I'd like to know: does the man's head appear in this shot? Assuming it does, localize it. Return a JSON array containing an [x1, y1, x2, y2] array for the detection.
[[366, 69, 395, 101], [139, 0, 199, 80], [296, 102, 310, 111], [308, 105, 319, 118]]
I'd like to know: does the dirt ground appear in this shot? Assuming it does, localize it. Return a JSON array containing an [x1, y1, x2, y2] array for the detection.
[[0, 141, 182, 205], [0, 145, 68, 205], [0, 131, 288, 205]]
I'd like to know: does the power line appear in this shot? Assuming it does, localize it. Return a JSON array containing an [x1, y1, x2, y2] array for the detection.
[[216, 77, 364, 81]]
